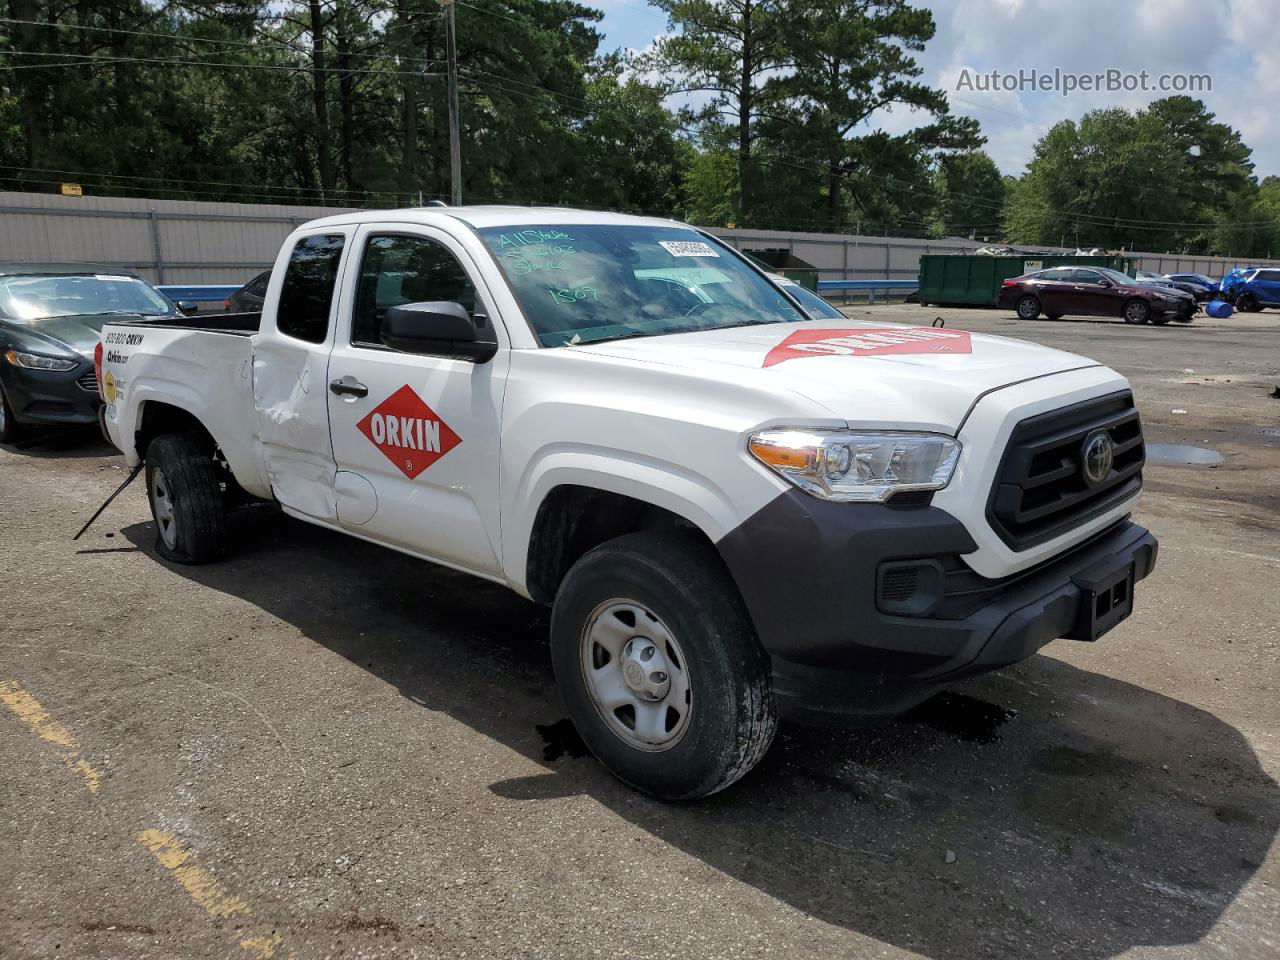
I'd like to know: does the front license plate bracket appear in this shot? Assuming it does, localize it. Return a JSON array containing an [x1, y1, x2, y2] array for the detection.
[[1069, 557, 1135, 642]]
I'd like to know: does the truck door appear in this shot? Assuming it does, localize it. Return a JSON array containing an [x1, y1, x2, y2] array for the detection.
[[324, 226, 509, 576], [253, 229, 351, 522]]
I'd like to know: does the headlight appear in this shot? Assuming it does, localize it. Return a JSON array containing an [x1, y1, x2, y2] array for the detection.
[[4, 349, 78, 372], [749, 429, 960, 502]]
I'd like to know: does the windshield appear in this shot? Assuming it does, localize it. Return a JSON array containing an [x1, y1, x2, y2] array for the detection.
[[0, 273, 173, 321], [476, 224, 806, 346], [775, 279, 843, 319], [1097, 268, 1137, 285]]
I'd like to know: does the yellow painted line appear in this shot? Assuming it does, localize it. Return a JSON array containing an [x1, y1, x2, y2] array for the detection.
[[0, 679, 78, 748], [137, 828, 251, 920], [0, 679, 102, 793], [2, 679, 297, 957], [137, 829, 295, 959]]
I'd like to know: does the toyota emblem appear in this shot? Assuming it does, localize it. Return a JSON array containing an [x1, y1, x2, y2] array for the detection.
[[1081, 429, 1114, 487]]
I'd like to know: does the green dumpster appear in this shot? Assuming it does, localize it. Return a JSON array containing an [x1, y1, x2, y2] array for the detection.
[[918, 255, 1134, 307], [743, 248, 819, 291]]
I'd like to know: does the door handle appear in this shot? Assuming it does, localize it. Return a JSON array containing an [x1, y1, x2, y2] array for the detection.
[[329, 375, 368, 398]]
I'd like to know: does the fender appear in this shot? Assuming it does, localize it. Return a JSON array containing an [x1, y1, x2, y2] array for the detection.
[[502, 444, 780, 597]]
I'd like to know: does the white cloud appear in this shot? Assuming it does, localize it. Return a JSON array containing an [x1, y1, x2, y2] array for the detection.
[[916, 0, 1279, 178], [592, 0, 1280, 180]]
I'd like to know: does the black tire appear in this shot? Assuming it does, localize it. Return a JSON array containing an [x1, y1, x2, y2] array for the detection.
[[1015, 295, 1041, 320], [1122, 299, 1151, 325], [145, 433, 227, 564], [0, 382, 23, 444], [1046, 312, 1064, 320], [550, 531, 777, 800], [1237, 293, 1260, 313]]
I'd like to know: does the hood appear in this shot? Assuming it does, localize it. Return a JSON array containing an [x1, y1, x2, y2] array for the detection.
[[1, 313, 143, 358], [574, 319, 1100, 433]]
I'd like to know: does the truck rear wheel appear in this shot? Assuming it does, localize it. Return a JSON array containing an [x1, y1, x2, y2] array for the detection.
[[145, 433, 227, 564], [550, 531, 777, 800]]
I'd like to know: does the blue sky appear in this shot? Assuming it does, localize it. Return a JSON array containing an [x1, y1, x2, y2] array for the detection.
[[588, 0, 1279, 181]]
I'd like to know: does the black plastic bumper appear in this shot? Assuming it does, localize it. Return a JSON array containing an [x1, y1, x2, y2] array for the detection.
[[716, 490, 1157, 723]]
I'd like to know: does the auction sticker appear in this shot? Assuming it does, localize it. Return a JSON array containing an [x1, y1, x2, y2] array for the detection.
[[763, 327, 972, 367], [659, 240, 719, 258]]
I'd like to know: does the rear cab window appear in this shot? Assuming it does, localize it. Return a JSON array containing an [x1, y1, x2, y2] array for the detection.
[[276, 234, 346, 343]]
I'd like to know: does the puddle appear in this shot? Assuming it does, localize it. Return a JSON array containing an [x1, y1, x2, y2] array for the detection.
[[537, 718, 590, 761], [900, 692, 1017, 743], [1256, 427, 1280, 439], [1146, 442, 1225, 466]]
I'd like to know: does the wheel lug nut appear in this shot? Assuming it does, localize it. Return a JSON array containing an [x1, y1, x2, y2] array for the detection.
[[650, 671, 666, 683], [640, 646, 654, 661]]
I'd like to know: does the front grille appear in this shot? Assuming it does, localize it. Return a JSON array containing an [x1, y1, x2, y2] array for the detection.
[[987, 391, 1144, 550], [76, 370, 98, 392]]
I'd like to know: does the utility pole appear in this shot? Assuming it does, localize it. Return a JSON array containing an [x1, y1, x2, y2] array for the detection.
[[442, 0, 462, 205]]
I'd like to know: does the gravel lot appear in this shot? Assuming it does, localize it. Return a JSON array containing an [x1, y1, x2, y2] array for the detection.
[[2, 303, 1278, 960]]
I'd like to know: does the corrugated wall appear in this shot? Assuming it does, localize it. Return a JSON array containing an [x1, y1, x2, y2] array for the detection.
[[1, 190, 1276, 287], [0, 191, 351, 284]]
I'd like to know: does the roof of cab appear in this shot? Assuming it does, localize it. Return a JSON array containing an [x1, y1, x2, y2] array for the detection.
[[0, 261, 137, 278], [295, 205, 682, 232]]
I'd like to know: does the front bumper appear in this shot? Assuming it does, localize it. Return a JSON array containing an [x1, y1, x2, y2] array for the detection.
[[0, 358, 101, 427], [717, 490, 1157, 723]]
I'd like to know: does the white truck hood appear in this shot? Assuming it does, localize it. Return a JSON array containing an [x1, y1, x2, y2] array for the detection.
[[573, 319, 1099, 434]]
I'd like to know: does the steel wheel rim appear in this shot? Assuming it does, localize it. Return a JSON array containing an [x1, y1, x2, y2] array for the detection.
[[580, 599, 692, 752], [1125, 302, 1146, 322], [151, 468, 178, 550], [1017, 297, 1037, 318]]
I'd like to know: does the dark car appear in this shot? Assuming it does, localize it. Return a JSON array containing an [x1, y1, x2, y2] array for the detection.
[[1165, 272, 1218, 299], [224, 270, 270, 312], [998, 266, 1195, 325], [0, 263, 178, 442], [1134, 270, 1207, 301]]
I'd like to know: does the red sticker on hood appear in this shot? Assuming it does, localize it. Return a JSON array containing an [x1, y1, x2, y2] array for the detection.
[[357, 385, 461, 479], [763, 327, 972, 367]]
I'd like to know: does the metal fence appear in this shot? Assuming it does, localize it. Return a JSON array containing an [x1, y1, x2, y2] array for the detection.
[[1, 190, 1276, 288], [705, 226, 1280, 282]]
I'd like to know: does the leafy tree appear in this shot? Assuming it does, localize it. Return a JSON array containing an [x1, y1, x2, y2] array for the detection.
[[1003, 98, 1265, 255], [758, 0, 981, 227], [648, 0, 797, 224], [931, 150, 1005, 239]]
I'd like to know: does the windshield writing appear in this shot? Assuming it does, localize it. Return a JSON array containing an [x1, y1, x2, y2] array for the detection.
[[477, 224, 806, 346]]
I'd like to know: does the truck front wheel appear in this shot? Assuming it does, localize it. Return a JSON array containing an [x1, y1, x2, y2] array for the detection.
[[550, 531, 777, 800], [145, 433, 227, 564]]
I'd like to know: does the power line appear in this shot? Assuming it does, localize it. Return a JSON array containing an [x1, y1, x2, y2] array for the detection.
[[0, 16, 445, 71], [0, 49, 442, 79]]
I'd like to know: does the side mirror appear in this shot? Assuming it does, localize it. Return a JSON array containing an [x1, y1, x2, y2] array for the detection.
[[1097, 280, 1112, 288], [381, 301, 498, 362], [177, 300, 198, 315]]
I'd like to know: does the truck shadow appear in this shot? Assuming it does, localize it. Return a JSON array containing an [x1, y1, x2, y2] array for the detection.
[[123, 511, 1278, 960], [0, 427, 116, 459]]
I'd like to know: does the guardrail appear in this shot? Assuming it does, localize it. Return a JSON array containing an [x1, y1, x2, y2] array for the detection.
[[817, 278, 919, 304], [158, 284, 240, 303]]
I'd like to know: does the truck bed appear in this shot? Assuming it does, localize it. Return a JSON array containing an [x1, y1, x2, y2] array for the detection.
[[111, 311, 261, 336]]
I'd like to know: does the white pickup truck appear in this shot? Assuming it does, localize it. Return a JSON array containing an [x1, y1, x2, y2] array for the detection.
[[98, 207, 1157, 799]]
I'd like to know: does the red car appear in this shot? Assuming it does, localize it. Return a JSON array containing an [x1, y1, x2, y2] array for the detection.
[[998, 266, 1195, 325]]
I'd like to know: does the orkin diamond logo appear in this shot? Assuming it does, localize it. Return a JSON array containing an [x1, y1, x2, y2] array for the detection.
[[356, 384, 461, 479], [762, 327, 972, 367]]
